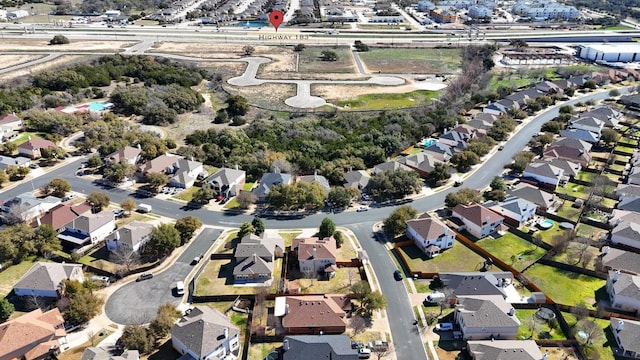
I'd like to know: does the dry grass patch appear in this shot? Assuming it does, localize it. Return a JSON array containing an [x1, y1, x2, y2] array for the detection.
[[226, 83, 297, 110], [298, 267, 361, 294], [153, 42, 273, 58], [0, 54, 46, 69], [0, 55, 90, 81], [248, 343, 280, 360], [0, 39, 133, 51]]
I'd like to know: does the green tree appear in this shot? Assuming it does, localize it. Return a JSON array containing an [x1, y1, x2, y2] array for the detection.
[[559, 105, 574, 114], [368, 169, 423, 202], [144, 172, 169, 192], [2, 142, 17, 155], [354, 40, 369, 52], [146, 224, 181, 257], [50, 34, 70, 45], [121, 198, 136, 215], [192, 185, 215, 205], [149, 303, 181, 340], [226, 95, 249, 117], [319, 217, 336, 238], [175, 216, 203, 245], [63, 284, 104, 324], [609, 89, 620, 97], [600, 128, 620, 145], [445, 188, 483, 208], [509, 39, 528, 48], [321, 50, 338, 61], [490, 176, 507, 191], [510, 151, 536, 173], [327, 187, 358, 209], [242, 45, 255, 56], [87, 192, 110, 212], [334, 231, 345, 248], [487, 118, 516, 141], [34, 224, 61, 257], [238, 222, 255, 239], [426, 162, 451, 187], [564, 87, 575, 97], [294, 43, 306, 52], [251, 217, 265, 236], [121, 325, 154, 354], [485, 189, 506, 202], [86, 155, 104, 168], [350, 280, 371, 303], [450, 151, 480, 172], [41, 147, 66, 162], [362, 291, 387, 314], [103, 161, 135, 183], [43, 178, 71, 197], [0, 298, 14, 322], [383, 205, 417, 237]]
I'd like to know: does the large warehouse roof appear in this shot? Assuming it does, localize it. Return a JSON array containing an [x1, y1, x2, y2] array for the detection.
[[582, 43, 640, 54]]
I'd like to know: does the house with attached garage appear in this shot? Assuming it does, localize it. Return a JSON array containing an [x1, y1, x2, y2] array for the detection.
[[0, 155, 30, 170], [609, 210, 640, 250], [171, 306, 240, 360], [523, 161, 566, 189], [610, 317, 640, 358], [253, 171, 293, 202], [291, 236, 337, 278], [81, 347, 139, 360], [466, 340, 544, 360], [1, 191, 62, 223], [617, 184, 640, 212], [206, 167, 246, 199], [0, 113, 24, 130], [507, 183, 556, 212], [438, 272, 514, 299], [486, 196, 537, 227], [398, 152, 442, 177], [298, 172, 331, 194], [405, 213, 455, 257], [138, 154, 181, 175], [278, 335, 359, 360], [13, 262, 84, 298], [372, 160, 411, 174], [599, 246, 640, 276], [233, 233, 284, 284], [453, 295, 521, 340], [57, 210, 115, 247], [167, 158, 205, 189], [35, 203, 92, 232], [607, 270, 640, 313], [0, 308, 67, 360], [106, 145, 142, 165], [342, 170, 370, 190], [452, 203, 505, 239], [274, 294, 352, 334], [17, 138, 57, 159], [105, 220, 154, 253]]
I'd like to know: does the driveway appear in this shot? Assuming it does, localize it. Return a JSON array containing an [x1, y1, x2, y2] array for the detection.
[[104, 228, 222, 324]]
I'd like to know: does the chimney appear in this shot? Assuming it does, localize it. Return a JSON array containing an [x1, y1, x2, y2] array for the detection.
[[137, 143, 141, 150], [617, 320, 624, 332], [542, 351, 549, 360], [508, 307, 515, 316], [223, 328, 228, 339], [36, 217, 41, 226], [235, 164, 239, 170], [253, 253, 257, 263], [283, 339, 290, 351], [602, 246, 610, 255], [312, 247, 317, 259], [613, 270, 621, 282], [497, 278, 503, 287]]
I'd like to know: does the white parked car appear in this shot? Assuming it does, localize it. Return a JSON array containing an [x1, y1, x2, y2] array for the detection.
[[356, 206, 369, 212]]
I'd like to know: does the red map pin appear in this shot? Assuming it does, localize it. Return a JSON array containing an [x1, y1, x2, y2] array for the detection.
[[269, 10, 284, 32]]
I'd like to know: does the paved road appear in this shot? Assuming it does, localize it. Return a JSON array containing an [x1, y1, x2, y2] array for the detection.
[[104, 228, 222, 324]]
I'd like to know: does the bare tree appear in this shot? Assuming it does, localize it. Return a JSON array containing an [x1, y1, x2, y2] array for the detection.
[[109, 245, 140, 274], [570, 238, 591, 266], [252, 287, 268, 334], [87, 330, 98, 346], [25, 294, 48, 311], [571, 303, 589, 322], [373, 342, 394, 360], [527, 315, 538, 339], [349, 315, 370, 338], [581, 251, 595, 269], [438, 288, 454, 317], [5, 203, 29, 225], [576, 319, 604, 346]]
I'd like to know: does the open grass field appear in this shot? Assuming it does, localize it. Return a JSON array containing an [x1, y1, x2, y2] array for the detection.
[[522, 264, 605, 308], [330, 90, 438, 110], [298, 46, 355, 74], [476, 233, 546, 271], [396, 241, 485, 273], [516, 309, 567, 340], [358, 47, 461, 74], [0, 256, 39, 296]]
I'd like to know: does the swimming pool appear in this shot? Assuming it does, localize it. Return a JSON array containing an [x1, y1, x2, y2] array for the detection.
[[538, 219, 554, 230], [232, 21, 268, 28], [421, 138, 436, 147], [89, 101, 113, 112]]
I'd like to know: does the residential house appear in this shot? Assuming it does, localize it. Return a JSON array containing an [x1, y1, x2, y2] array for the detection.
[[628, 167, 640, 186], [545, 158, 581, 179], [607, 270, 640, 313], [451, 124, 486, 141], [610, 211, 640, 250], [543, 144, 591, 166], [138, 154, 181, 175], [105, 221, 154, 253], [0, 155, 31, 170], [343, 170, 370, 190], [406, 214, 455, 257], [13, 262, 84, 298], [507, 183, 556, 211], [583, 107, 621, 128], [559, 128, 600, 143], [0, 113, 24, 130], [36, 203, 92, 232], [467, 340, 543, 360], [399, 152, 441, 177], [57, 210, 115, 247], [106, 146, 142, 165], [253, 171, 293, 202], [233, 233, 284, 284], [278, 335, 359, 360], [423, 142, 455, 162], [206, 167, 246, 198], [523, 161, 565, 188], [1, 192, 62, 223], [454, 295, 520, 340], [452, 203, 505, 239], [438, 130, 469, 150], [0, 308, 67, 360], [438, 272, 514, 298], [0, 125, 18, 143], [569, 116, 605, 134], [567, 75, 588, 88], [274, 294, 351, 334], [534, 80, 562, 94], [167, 158, 205, 189], [467, 113, 498, 130], [616, 184, 640, 211], [171, 306, 240, 360], [291, 237, 337, 277], [487, 196, 537, 227], [506, 88, 542, 107], [81, 347, 139, 360], [610, 318, 640, 358], [484, 99, 519, 115], [552, 79, 576, 91], [372, 160, 411, 174], [599, 246, 640, 275], [298, 172, 331, 193], [17, 138, 57, 159]]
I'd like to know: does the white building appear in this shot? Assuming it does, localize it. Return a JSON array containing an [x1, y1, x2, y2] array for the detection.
[[577, 44, 640, 63], [607, 270, 640, 313], [7, 9, 30, 19], [406, 214, 455, 257]]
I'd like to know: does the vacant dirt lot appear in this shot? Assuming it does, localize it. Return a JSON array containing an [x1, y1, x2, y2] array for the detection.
[[0, 54, 46, 69], [0, 39, 134, 51], [226, 82, 297, 110]]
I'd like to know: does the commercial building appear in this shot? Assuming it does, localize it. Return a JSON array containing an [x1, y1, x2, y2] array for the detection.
[[577, 44, 640, 63]]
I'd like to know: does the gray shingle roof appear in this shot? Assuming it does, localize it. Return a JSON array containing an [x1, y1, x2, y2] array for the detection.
[[440, 272, 512, 298], [373, 161, 411, 174], [253, 172, 292, 197], [455, 295, 520, 328], [609, 271, 640, 301], [81, 347, 139, 360], [611, 317, 640, 355], [467, 340, 542, 360], [507, 183, 555, 209], [105, 221, 153, 248], [233, 254, 273, 276], [281, 335, 358, 360], [343, 170, 370, 189], [14, 262, 82, 293], [601, 248, 640, 275], [170, 306, 239, 359]]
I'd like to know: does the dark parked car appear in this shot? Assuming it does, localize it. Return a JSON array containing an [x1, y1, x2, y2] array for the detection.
[[393, 270, 403, 281], [136, 273, 153, 282], [453, 181, 463, 187]]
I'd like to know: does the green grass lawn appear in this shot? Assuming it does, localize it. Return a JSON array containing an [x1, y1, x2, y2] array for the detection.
[[618, 137, 638, 147], [522, 264, 605, 308], [298, 267, 362, 294], [298, 46, 355, 73], [555, 201, 582, 222], [330, 90, 438, 110], [0, 256, 40, 296], [358, 47, 461, 73], [614, 145, 635, 154], [396, 241, 485, 273], [516, 309, 567, 340], [574, 171, 597, 183], [173, 185, 199, 202], [601, 25, 634, 30], [550, 243, 601, 270], [563, 313, 614, 360], [555, 182, 590, 200], [576, 223, 607, 240], [10, 132, 41, 145], [279, 231, 302, 248], [243, 182, 254, 191], [534, 222, 567, 244], [488, 77, 539, 90], [476, 233, 546, 272], [607, 163, 625, 172]]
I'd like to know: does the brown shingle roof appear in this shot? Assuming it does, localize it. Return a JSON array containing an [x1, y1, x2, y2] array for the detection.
[[452, 203, 504, 227], [292, 237, 337, 261], [282, 295, 350, 329], [406, 214, 453, 241], [0, 308, 65, 360], [0, 114, 21, 125], [17, 138, 56, 151], [37, 203, 91, 231], [107, 146, 141, 163]]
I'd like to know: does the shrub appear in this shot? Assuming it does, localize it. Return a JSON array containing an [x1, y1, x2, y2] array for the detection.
[[50, 35, 70, 45]]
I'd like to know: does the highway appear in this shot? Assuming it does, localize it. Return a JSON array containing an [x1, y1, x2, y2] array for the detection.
[[0, 85, 629, 359]]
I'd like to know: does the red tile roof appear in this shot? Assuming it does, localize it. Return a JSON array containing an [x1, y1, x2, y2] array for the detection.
[[36, 203, 91, 231]]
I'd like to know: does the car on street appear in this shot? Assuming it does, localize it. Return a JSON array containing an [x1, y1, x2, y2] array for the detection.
[[498, 145, 505, 151], [136, 273, 153, 282], [192, 254, 203, 265], [356, 206, 369, 212], [393, 270, 403, 281], [453, 180, 463, 187], [435, 322, 453, 331], [358, 348, 371, 359]]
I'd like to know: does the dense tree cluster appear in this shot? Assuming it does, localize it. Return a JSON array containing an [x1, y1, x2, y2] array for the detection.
[[0, 224, 61, 263], [145, 223, 181, 258], [120, 303, 180, 354], [445, 188, 483, 208], [60, 279, 104, 324], [383, 205, 417, 237], [25, 110, 85, 136], [266, 182, 326, 210], [368, 169, 423, 202]]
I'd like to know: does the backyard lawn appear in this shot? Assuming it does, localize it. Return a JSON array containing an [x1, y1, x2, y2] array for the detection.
[[516, 309, 566, 340], [279, 231, 302, 247], [248, 343, 280, 360], [297, 267, 362, 294], [550, 243, 601, 270], [358, 47, 461, 73], [614, 145, 635, 154], [576, 223, 607, 240], [195, 259, 276, 295], [396, 241, 485, 273], [563, 313, 614, 360], [522, 264, 605, 308], [0, 257, 39, 296], [574, 171, 597, 183], [476, 233, 546, 271], [555, 183, 590, 200], [554, 201, 582, 222]]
